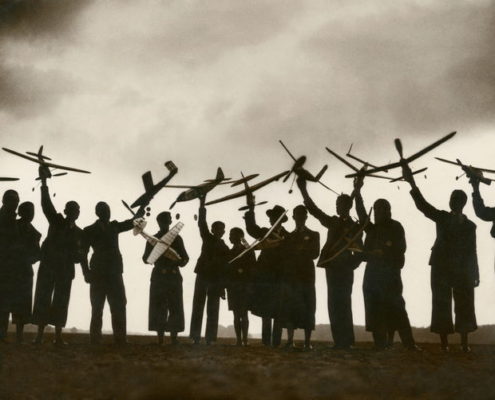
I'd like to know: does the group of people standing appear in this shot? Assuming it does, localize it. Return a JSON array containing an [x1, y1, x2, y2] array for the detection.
[[0, 162, 493, 352]]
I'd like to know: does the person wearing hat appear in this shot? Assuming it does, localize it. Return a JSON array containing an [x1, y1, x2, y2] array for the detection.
[[279, 205, 320, 349], [403, 163, 478, 352], [189, 195, 230, 345], [296, 176, 362, 350], [354, 176, 418, 351], [244, 203, 289, 347], [143, 211, 189, 345]]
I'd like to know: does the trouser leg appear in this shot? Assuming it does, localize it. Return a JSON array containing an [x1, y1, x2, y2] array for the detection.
[[189, 275, 207, 341], [90, 279, 106, 344], [107, 274, 127, 344], [205, 290, 220, 343]]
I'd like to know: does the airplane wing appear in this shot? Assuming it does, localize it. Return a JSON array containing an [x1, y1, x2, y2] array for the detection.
[[205, 170, 289, 206], [2, 147, 91, 174], [347, 131, 456, 177], [164, 185, 197, 189], [146, 222, 184, 264], [388, 167, 428, 183], [0, 177, 19, 181], [436, 157, 495, 174], [326, 147, 359, 172], [142, 171, 154, 193]]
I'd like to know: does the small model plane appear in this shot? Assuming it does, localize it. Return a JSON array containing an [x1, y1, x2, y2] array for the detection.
[[279, 140, 337, 194], [229, 209, 288, 264], [122, 200, 184, 263], [130, 161, 178, 209], [237, 171, 268, 211], [346, 144, 382, 171], [435, 157, 495, 185], [204, 170, 289, 206], [326, 147, 427, 183], [166, 168, 259, 209], [346, 131, 456, 178], [3, 145, 91, 177]]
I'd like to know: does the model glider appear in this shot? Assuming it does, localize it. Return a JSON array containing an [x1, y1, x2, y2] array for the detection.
[[3, 145, 91, 177], [166, 168, 258, 208], [279, 140, 337, 194], [130, 161, 178, 209], [436, 157, 495, 185], [205, 170, 289, 206], [229, 209, 288, 264], [346, 131, 456, 178]]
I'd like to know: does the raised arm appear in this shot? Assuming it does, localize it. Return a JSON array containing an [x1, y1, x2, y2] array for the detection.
[[198, 196, 212, 240], [243, 208, 265, 240], [471, 179, 495, 222], [296, 177, 333, 227], [353, 176, 368, 225], [402, 163, 442, 222], [39, 167, 59, 225]]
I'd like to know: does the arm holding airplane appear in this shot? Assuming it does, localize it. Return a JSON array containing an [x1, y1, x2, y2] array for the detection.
[[117, 205, 146, 233], [296, 176, 333, 227], [39, 166, 59, 225], [198, 195, 212, 240], [353, 176, 368, 225], [402, 163, 443, 222], [471, 178, 495, 222]]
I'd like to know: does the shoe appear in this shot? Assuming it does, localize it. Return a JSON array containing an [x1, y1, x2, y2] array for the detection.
[[406, 344, 423, 352], [283, 342, 295, 349], [242, 341, 249, 347], [303, 344, 313, 351], [462, 345, 472, 353], [441, 345, 450, 353], [53, 339, 68, 346]]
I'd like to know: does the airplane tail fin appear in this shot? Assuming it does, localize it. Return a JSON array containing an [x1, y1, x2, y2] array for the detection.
[[347, 143, 353, 155], [315, 165, 328, 181], [216, 167, 224, 181]]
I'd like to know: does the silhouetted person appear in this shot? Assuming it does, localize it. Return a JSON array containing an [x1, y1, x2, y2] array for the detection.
[[279, 205, 320, 350], [403, 164, 478, 352], [189, 195, 229, 345], [12, 202, 41, 343], [354, 177, 418, 350], [143, 212, 189, 345], [32, 168, 83, 345], [470, 177, 495, 237], [0, 189, 20, 343], [82, 201, 142, 345], [244, 204, 289, 347], [297, 176, 361, 349], [226, 227, 255, 346]]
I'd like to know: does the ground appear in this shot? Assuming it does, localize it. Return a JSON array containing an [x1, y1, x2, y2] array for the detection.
[[1, 333, 494, 400]]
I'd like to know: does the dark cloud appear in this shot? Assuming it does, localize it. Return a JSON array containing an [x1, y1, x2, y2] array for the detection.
[[0, 0, 91, 39], [300, 1, 495, 139]]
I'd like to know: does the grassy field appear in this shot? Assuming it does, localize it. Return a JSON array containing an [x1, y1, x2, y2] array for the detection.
[[1, 333, 494, 400]]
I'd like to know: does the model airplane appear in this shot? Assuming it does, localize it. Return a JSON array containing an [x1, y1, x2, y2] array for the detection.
[[166, 168, 259, 209], [122, 200, 183, 262], [3, 145, 91, 177], [229, 209, 288, 264], [204, 170, 289, 206], [130, 161, 178, 209], [326, 147, 427, 183], [346, 144, 382, 170], [237, 171, 268, 211], [436, 157, 495, 185], [346, 131, 456, 178], [279, 140, 337, 194]]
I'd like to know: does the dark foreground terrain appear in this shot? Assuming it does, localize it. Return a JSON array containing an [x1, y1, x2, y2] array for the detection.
[[1, 333, 494, 400]]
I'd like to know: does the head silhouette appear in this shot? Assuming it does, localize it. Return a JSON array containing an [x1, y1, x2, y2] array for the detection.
[[293, 205, 307, 228], [373, 198, 391, 224], [211, 221, 225, 239], [95, 202, 110, 222], [64, 200, 80, 223], [229, 227, 244, 245], [266, 205, 288, 225], [2, 190, 19, 213], [449, 190, 467, 214], [157, 211, 172, 231], [336, 194, 353, 217], [18, 201, 35, 222]]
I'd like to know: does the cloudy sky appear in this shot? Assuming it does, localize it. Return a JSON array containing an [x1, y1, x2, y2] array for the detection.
[[1, 0, 495, 337]]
